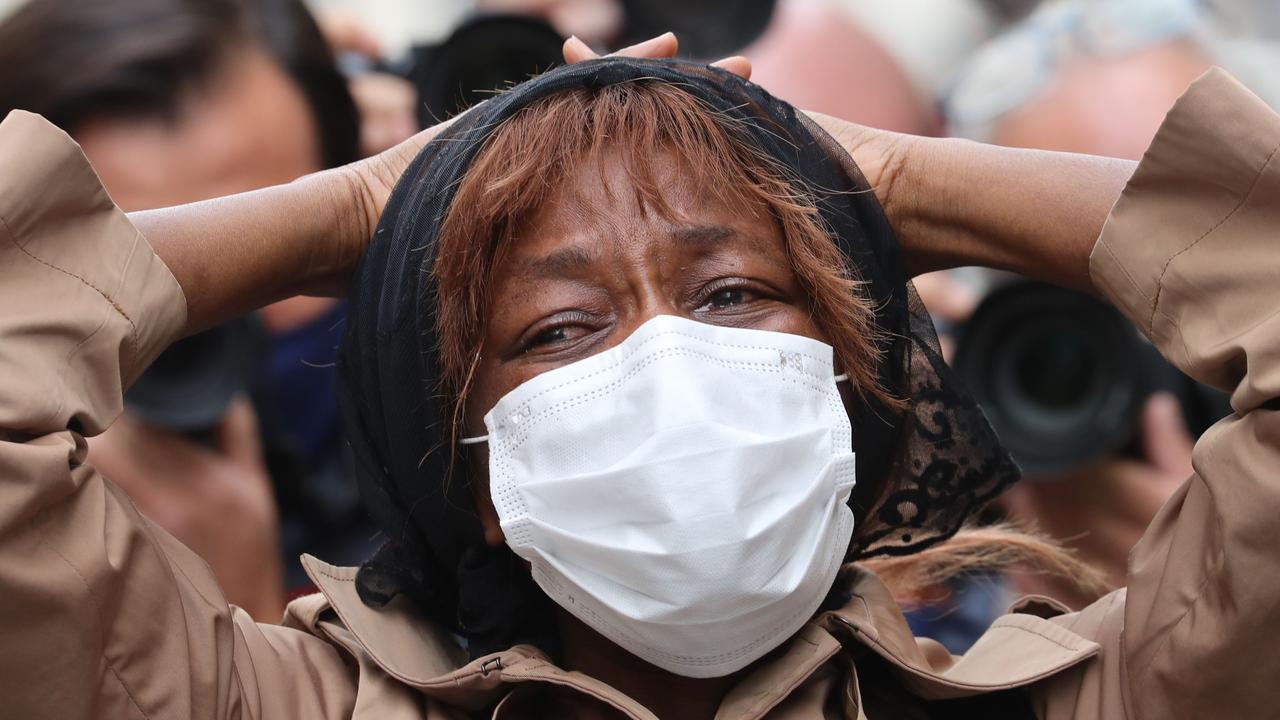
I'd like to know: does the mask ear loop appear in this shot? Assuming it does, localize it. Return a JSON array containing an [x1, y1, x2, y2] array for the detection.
[[834, 373, 849, 383]]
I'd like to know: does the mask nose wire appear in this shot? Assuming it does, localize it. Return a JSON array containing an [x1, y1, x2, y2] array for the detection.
[[458, 373, 849, 446]]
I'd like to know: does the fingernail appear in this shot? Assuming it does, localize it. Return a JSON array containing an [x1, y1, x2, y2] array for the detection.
[[633, 32, 673, 49], [647, 31, 676, 46]]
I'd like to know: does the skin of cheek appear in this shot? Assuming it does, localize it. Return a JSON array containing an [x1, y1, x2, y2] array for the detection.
[[457, 153, 838, 547]]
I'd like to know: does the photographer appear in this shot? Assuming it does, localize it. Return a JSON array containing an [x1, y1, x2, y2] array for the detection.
[[3, 31, 1280, 720], [0, 0, 363, 619], [940, 0, 1273, 604]]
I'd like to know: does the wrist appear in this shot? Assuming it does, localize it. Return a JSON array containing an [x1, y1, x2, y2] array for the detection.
[[893, 137, 1134, 290], [301, 166, 379, 296], [804, 112, 929, 275], [888, 135, 999, 276]]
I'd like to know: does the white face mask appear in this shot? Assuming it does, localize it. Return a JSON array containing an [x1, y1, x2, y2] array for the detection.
[[462, 315, 856, 678]]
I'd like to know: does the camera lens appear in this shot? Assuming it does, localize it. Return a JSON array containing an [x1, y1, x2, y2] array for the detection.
[[1013, 330, 1096, 409], [954, 280, 1142, 474]]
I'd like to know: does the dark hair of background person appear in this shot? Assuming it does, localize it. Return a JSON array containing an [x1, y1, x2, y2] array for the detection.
[[0, 0, 244, 131], [250, 0, 360, 168], [0, 0, 358, 169]]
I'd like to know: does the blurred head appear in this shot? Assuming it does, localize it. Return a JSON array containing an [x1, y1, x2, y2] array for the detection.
[[0, 0, 356, 210], [944, 0, 1214, 157], [988, 39, 1209, 158], [428, 82, 891, 543], [73, 46, 319, 211], [745, 0, 937, 133]]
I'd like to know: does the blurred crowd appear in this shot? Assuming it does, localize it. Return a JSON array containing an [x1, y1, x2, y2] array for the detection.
[[1, 0, 1273, 647]]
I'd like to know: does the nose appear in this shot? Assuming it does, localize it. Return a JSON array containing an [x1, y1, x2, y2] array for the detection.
[[605, 285, 690, 350]]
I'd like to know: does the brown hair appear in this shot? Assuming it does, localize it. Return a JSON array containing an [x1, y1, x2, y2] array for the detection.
[[432, 80, 1106, 605]]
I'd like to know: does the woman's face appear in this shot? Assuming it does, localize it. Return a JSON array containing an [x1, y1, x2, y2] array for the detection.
[[464, 150, 832, 544]]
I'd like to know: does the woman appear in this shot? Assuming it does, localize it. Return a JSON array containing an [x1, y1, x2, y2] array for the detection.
[[1, 34, 1277, 719]]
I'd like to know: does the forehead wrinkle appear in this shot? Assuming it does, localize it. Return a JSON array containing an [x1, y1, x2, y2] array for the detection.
[[671, 223, 777, 257], [672, 224, 733, 246]]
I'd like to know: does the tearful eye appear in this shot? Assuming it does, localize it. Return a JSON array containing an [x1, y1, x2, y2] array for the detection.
[[698, 287, 757, 313], [530, 326, 569, 347], [515, 311, 602, 356], [709, 288, 745, 308]]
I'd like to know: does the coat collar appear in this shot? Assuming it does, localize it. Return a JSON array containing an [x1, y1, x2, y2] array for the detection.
[[821, 569, 1100, 700], [297, 556, 1100, 716]]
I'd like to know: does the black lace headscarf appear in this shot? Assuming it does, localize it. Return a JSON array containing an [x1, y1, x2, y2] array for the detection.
[[338, 57, 1018, 657]]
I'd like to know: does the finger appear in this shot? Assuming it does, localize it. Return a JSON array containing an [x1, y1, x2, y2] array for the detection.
[[1139, 392, 1194, 477], [611, 31, 677, 59], [562, 35, 599, 64], [710, 55, 752, 80], [217, 395, 264, 467]]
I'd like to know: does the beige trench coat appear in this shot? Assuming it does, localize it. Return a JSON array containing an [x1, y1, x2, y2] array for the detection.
[[1, 69, 1278, 719]]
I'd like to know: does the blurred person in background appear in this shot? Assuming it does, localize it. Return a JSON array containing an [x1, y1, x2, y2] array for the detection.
[[0, 0, 367, 619], [742, 0, 940, 135], [945, 0, 1280, 153], [939, 0, 1279, 609]]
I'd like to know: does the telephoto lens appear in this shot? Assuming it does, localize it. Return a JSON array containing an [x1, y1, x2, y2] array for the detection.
[[953, 279, 1214, 475]]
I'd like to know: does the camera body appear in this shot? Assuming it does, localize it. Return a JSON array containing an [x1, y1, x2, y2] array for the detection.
[[402, 14, 566, 128], [124, 315, 266, 446], [953, 279, 1228, 475]]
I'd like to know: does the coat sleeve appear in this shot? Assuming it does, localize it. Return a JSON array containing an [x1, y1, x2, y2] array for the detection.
[[1032, 69, 1280, 720], [0, 111, 356, 720]]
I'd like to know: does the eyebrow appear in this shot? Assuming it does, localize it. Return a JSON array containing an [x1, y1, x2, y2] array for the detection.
[[513, 245, 598, 279], [674, 224, 774, 254]]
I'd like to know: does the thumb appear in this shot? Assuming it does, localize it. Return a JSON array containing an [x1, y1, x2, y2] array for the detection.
[[217, 395, 264, 467], [1139, 392, 1194, 478]]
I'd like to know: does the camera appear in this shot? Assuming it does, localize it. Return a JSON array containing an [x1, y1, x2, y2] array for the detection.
[[400, 14, 567, 127], [372, 1, 781, 130], [953, 279, 1229, 475], [124, 316, 265, 446]]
